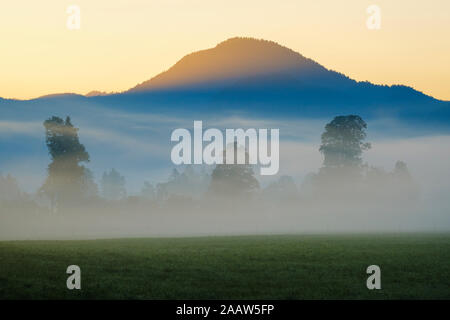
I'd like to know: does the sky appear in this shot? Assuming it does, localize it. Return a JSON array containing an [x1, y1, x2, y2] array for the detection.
[[0, 0, 449, 100]]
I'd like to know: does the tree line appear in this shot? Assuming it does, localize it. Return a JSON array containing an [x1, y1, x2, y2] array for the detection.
[[0, 114, 416, 214]]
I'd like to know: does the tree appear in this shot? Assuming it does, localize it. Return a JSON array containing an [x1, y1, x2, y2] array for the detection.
[[41, 116, 90, 211], [393, 161, 412, 181], [101, 168, 126, 200], [209, 142, 259, 197], [319, 115, 371, 168], [156, 166, 210, 201], [304, 115, 371, 197]]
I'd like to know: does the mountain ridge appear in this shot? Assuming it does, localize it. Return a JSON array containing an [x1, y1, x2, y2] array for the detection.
[[0, 37, 445, 103], [125, 37, 438, 102]]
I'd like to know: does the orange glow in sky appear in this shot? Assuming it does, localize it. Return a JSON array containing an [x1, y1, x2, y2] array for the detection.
[[1, 0, 449, 100]]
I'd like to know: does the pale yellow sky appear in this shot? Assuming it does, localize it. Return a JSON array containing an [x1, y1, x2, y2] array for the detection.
[[0, 0, 449, 100]]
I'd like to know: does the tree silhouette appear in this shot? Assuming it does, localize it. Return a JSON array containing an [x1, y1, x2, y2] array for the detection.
[[156, 166, 210, 201], [319, 115, 371, 168], [41, 116, 90, 211], [393, 161, 412, 181], [209, 143, 259, 197], [304, 115, 372, 197]]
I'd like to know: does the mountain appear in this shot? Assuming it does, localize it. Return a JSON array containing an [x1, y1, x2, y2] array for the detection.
[[118, 37, 447, 121], [129, 37, 344, 91], [1, 37, 449, 193], [1, 37, 449, 125]]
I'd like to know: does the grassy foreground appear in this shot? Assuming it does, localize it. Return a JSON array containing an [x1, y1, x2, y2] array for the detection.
[[0, 234, 449, 299]]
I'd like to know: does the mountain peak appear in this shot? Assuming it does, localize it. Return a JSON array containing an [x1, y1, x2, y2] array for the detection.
[[215, 37, 294, 52], [128, 37, 325, 92], [124, 37, 437, 107]]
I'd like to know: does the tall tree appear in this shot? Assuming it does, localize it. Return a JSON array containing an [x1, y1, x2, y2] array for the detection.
[[41, 116, 90, 211], [319, 115, 371, 168]]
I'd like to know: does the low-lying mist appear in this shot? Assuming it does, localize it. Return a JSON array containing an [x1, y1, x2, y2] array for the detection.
[[1, 115, 450, 240]]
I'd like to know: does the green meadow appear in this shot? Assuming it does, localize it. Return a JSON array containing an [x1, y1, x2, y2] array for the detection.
[[0, 234, 449, 300]]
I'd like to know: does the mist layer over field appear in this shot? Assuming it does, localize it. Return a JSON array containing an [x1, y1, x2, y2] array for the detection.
[[1, 110, 449, 240]]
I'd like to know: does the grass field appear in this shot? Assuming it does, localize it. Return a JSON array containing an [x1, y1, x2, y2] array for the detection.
[[0, 234, 449, 299]]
